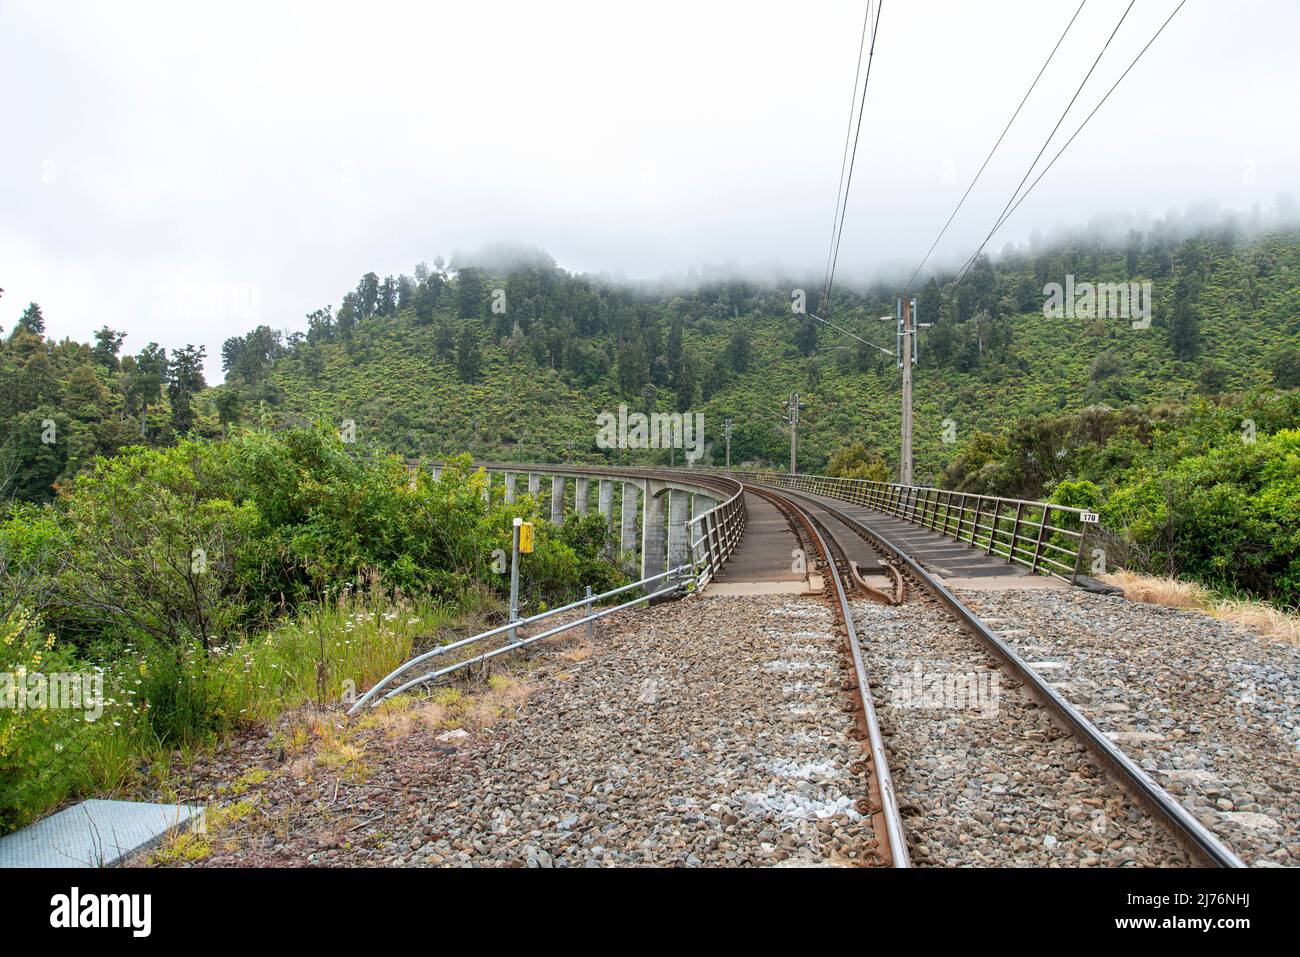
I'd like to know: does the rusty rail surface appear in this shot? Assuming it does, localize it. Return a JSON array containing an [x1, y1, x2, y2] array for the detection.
[[747, 483, 910, 868]]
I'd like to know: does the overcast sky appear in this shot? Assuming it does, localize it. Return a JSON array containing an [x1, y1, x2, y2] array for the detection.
[[2, 0, 1297, 382]]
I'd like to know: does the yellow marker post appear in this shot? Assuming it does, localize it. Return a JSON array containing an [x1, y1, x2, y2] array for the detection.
[[518, 521, 535, 554]]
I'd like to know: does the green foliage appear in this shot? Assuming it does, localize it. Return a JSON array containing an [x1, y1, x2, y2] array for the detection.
[[1, 427, 627, 757], [1104, 425, 1300, 607], [943, 391, 1299, 607], [1, 319, 218, 502], [1047, 478, 1103, 512], [825, 441, 889, 481]]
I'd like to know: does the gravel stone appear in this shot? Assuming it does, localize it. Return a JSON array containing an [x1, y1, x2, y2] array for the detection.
[[960, 588, 1299, 866]]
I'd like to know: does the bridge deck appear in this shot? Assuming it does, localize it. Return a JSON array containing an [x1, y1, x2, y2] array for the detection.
[[756, 487, 1066, 591], [706, 492, 814, 595]]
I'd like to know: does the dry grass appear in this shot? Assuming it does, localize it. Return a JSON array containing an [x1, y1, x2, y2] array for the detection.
[[1103, 570, 1300, 645], [555, 641, 594, 662], [150, 799, 255, 864], [1102, 570, 1213, 609], [1210, 598, 1300, 646], [355, 696, 418, 739], [348, 675, 532, 740]]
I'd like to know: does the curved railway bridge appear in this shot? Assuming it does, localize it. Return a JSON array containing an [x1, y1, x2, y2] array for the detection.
[[355, 461, 1262, 868]]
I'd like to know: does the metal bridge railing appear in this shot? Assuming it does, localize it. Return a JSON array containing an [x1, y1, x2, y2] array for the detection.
[[347, 565, 692, 715], [725, 470, 1096, 583], [687, 478, 747, 589], [350, 466, 747, 714]]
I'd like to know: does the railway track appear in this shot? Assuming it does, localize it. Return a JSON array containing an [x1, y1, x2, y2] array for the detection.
[[745, 484, 909, 867], [745, 482, 1247, 869]]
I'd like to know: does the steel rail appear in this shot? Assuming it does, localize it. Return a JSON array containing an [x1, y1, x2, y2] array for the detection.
[[757, 482, 1247, 869], [747, 484, 910, 868]]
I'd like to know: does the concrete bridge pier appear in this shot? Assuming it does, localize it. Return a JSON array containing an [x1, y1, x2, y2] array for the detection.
[[641, 481, 668, 593], [482, 472, 491, 503], [551, 475, 566, 525], [668, 489, 690, 585], [600, 475, 616, 546], [575, 477, 589, 516], [621, 482, 640, 558], [528, 473, 540, 497], [431, 466, 442, 481], [504, 472, 517, 504]]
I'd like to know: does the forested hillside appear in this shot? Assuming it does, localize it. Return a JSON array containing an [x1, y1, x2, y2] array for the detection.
[[4, 223, 1298, 503], [2, 220, 1298, 609], [3, 219, 1298, 830], [204, 226, 1300, 484]]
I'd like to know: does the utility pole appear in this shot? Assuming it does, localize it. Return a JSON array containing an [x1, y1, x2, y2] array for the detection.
[[899, 297, 913, 486], [782, 392, 804, 475], [723, 418, 733, 469], [895, 296, 930, 486]]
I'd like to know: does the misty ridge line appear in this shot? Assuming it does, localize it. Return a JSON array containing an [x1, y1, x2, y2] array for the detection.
[[349, 197, 1300, 306]]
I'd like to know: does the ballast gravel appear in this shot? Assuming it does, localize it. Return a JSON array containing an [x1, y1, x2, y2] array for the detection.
[[380, 596, 875, 867], [959, 588, 1299, 868], [850, 594, 1192, 867]]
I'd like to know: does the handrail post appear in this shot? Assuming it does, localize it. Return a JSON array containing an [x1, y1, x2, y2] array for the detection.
[[1010, 501, 1025, 568], [1030, 504, 1051, 573], [1072, 520, 1089, 584]]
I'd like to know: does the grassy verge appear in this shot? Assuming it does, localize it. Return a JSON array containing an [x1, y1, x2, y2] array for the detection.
[[1102, 569, 1300, 645], [1, 583, 481, 834]]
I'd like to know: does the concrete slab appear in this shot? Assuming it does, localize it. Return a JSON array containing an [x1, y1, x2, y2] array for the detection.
[[945, 576, 1069, 591], [710, 493, 807, 585], [0, 799, 203, 868], [703, 581, 817, 596]]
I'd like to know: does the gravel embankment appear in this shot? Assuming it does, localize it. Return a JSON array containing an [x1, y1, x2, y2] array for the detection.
[[391, 596, 874, 867], [850, 596, 1191, 867], [958, 588, 1300, 868], [145, 595, 877, 867]]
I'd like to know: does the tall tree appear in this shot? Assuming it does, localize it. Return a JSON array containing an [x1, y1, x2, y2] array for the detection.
[[433, 320, 455, 360], [1169, 274, 1201, 361], [665, 316, 684, 385], [16, 303, 44, 336], [92, 327, 126, 369], [674, 352, 696, 413], [167, 345, 207, 435], [378, 275, 398, 316], [306, 306, 334, 343], [794, 315, 818, 356], [455, 324, 482, 382], [456, 267, 485, 319], [355, 273, 380, 317], [723, 324, 752, 373], [133, 343, 168, 437]]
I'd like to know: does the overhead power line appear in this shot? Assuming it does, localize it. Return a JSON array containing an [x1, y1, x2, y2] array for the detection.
[[959, 0, 1189, 266], [819, 0, 884, 318], [954, 0, 1138, 284], [902, 0, 1089, 295], [820, 1, 874, 309]]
